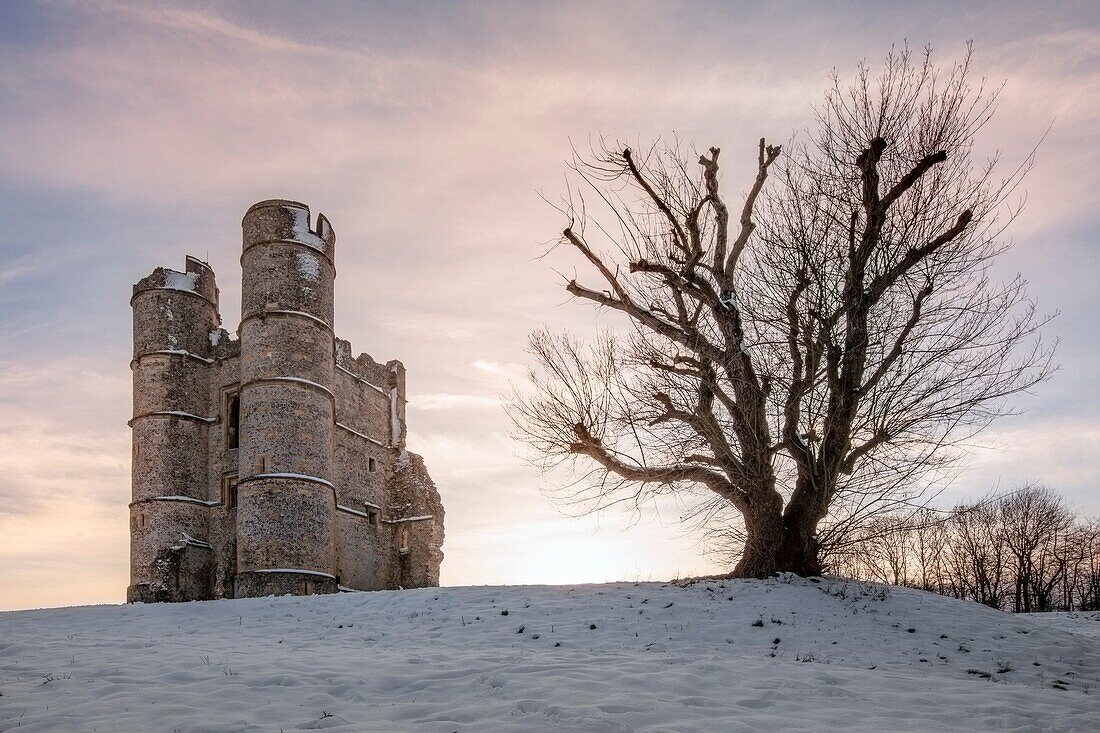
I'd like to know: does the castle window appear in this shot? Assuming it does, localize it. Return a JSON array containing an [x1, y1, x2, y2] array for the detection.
[[138, 513, 146, 528], [223, 388, 240, 450], [368, 457, 376, 473], [222, 474, 239, 509], [366, 507, 379, 527], [399, 526, 410, 553]]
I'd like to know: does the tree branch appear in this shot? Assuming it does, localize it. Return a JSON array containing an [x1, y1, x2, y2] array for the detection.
[[566, 279, 725, 363], [569, 423, 742, 504], [867, 210, 973, 304], [879, 150, 948, 212], [622, 147, 690, 255]]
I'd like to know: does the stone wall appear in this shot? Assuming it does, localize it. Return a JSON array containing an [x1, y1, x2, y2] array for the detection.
[[391, 451, 445, 588]]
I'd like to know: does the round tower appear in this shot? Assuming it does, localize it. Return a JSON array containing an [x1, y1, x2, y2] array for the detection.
[[128, 256, 219, 602], [235, 200, 339, 597]]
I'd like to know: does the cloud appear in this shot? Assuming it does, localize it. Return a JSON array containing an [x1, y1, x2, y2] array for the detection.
[[0, 362, 130, 516], [0, 4, 478, 204], [411, 393, 506, 411], [0, 261, 34, 286], [0, 0, 826, 210], [98, 1, 356, 57], [471, 360, 528, 380], [956, 417, 1100, 507]]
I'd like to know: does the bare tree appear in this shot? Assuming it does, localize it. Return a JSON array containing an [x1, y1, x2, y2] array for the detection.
[[823, 506, 952, 590], [509, 45, 1054, 578], [999, 484, 1074, 612], [1068, 518, 1100, 611], [910, 506, 952, 594], [945, 500, 1010, 608], [831, 487, 1100, 613]]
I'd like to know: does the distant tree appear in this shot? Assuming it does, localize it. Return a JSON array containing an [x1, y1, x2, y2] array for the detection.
[[944, 499, 1010, 608], [1068, 518, 1100, 611], [830, 486, 1100, 613], [510, 45, 1054, 578], [998, 484, 1073, 612]]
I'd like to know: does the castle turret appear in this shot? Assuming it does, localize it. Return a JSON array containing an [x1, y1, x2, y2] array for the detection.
[[234, 200, 339, 596], [128, 256, 220, 602]]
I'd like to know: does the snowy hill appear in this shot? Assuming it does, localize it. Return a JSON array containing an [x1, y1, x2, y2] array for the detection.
[[2, 576, 1098, 732]]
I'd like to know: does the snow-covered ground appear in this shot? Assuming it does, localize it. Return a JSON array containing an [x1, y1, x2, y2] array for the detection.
[[2, 576, 1098, 732]]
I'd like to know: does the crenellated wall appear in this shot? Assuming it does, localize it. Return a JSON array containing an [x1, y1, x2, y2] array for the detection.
[[128, 201, 444, 602]]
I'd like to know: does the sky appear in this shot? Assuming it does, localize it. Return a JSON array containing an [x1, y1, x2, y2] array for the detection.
[[1, 0, 1097, 611]]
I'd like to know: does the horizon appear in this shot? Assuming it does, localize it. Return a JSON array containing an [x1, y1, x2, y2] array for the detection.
[[2, 0, 1099, 611]]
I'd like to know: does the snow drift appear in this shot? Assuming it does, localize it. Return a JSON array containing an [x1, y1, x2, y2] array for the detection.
[[1, 576, 1098, 731]]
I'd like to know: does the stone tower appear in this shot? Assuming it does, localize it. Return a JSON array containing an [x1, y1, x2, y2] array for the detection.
[[129, 257, 220, 601], [235, 200, 339, 597], [128, 200, 444, 603]]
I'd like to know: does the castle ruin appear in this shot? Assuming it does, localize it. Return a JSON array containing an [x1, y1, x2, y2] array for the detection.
[[128, 200, 444, 602]]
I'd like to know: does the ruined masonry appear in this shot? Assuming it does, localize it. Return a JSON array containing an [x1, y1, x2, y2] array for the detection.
[[128, 200, 444, 602]]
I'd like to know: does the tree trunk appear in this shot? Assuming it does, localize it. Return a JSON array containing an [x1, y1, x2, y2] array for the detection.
[[730, 493, 826, 578], [775, 512, 824, 577], [731, 505, 785, 578]]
